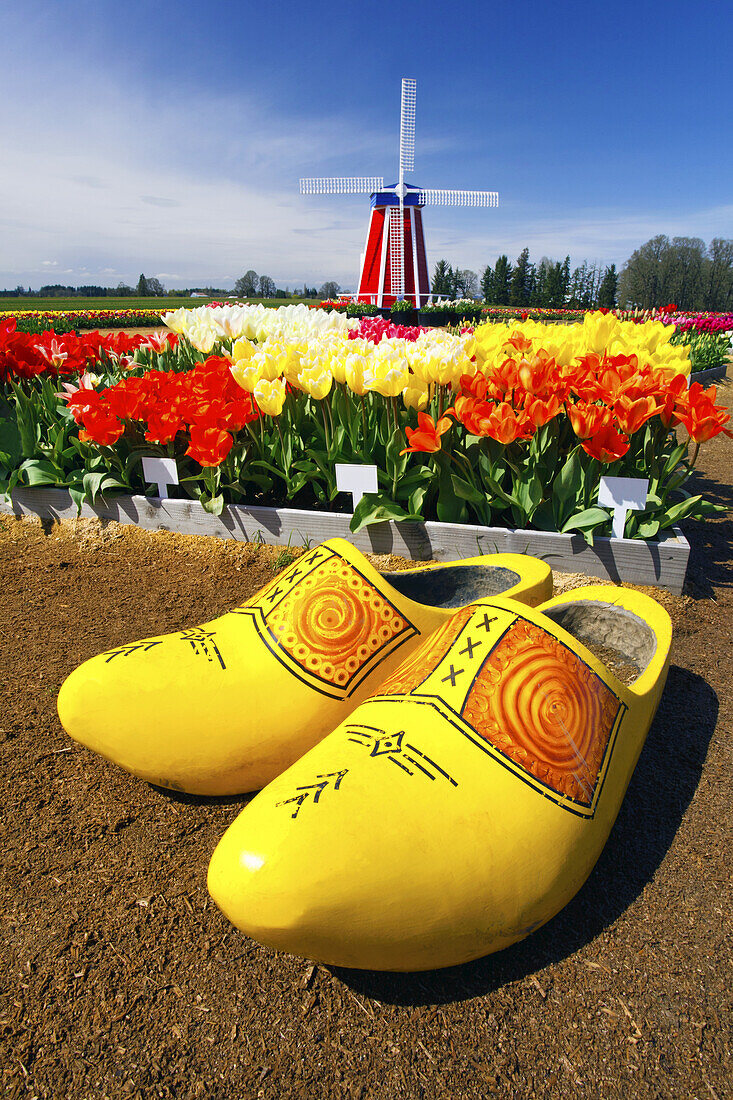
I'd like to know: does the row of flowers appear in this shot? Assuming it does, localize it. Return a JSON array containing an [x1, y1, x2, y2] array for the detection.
[[1, 308, 728, 542], [618, 305, 733, 333], [319, 299, 733, 333], [0, 308, 166, 331], [0, 318, 178, 382]]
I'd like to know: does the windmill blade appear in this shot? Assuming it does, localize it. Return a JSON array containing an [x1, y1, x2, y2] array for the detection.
[[299, 177, 384, 195], [399, 78, 417, 175], [417, 189, 499, 207]]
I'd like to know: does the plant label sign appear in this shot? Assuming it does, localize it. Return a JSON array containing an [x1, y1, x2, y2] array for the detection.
[[335, 463, 378, 510], [598, 476, 649, 539], [142, 457, 179, 500]]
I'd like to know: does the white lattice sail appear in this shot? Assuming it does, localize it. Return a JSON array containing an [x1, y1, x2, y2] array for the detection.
[[417, 189, 499, 207], [399, 78, 416, 174], [299, 177, 384, 195]]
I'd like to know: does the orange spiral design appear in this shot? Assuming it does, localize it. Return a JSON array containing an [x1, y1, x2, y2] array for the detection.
[[265, 557, 408, 687], [379, 607, 474, 696], [463, 621, 619, 804]]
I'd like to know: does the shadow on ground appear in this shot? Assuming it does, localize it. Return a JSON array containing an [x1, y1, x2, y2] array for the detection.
[[331, 665, 717, 1005], [683, 465, 733, 595]]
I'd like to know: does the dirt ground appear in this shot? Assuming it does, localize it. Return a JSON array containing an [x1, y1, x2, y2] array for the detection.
[[1, 383, 731, 1100]]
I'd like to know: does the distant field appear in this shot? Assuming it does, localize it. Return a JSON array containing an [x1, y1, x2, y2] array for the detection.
[[0, 296, 321, 313]]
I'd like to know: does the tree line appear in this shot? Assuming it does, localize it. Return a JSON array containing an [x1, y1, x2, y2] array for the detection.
[[432, 253, 618, 308], [433, 236, 733, 310], [1, 272, 343, 300], [616, 236, 733, 311], [232, 271, 341, 300]]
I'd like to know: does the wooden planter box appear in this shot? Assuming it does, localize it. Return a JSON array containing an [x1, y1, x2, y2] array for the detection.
[[2, 488, 690, 593], [689, 363, 728, 385]]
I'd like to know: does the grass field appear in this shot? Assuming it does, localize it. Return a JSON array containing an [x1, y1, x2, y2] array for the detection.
[[0, 296, 321, 313]]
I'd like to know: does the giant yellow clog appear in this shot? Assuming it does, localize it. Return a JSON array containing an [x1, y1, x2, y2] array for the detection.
[[57, 539, 551, 795], [207, 585, 671, 970]]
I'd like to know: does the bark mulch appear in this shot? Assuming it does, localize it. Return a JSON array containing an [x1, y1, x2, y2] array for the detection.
[[1, 381, 731, 1100]]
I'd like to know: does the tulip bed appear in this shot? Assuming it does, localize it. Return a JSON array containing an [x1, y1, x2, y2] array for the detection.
[[0, 307, 167, 332], [0, 304, 729, 545]]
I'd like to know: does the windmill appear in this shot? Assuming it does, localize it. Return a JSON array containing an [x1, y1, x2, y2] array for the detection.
[[299, 79, 498, 307]]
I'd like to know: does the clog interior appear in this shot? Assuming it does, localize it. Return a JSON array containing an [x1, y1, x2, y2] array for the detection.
[[543, 600, 657, 685], [382, 564, 521, 609]]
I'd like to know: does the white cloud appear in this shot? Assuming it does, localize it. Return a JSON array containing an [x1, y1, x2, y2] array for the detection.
[[0, 21, 730, 290]]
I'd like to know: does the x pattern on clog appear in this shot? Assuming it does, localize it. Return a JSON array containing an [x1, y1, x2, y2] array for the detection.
[[373, 604, 627, 817]]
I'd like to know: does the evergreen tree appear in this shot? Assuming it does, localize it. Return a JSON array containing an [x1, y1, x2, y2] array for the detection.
[[533, 257, 552, 306], [492, 255, 512, 304], [597, 264, 619, 308], [480, 264, 494, 302], [136, 274, 149, 296], [560, 256, 571, 303], [544, 262, 565, 307], [431, 259, 452, 296], [510, 248, 531, 306]]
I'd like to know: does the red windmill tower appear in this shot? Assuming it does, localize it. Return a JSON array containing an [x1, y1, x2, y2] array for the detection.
[[300, 79, 499, 307]]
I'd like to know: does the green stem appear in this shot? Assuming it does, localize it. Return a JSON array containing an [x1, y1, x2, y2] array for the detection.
[[359, 398, 368, 451], [320, 402, 331, 454], [276, 420, 289, 473]]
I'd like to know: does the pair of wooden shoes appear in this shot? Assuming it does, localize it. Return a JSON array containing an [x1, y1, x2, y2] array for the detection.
[[58, 539, 671, 971]]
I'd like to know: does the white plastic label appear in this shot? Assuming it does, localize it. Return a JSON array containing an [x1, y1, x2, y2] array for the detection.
[[598, 476, 649, 539], [335, 463, 378, 510], [142, 456, 179, 499]]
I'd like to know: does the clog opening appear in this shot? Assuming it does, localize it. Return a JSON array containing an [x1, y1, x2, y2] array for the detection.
[[543, 600, 657, 684], [381, 565, 522, 609]]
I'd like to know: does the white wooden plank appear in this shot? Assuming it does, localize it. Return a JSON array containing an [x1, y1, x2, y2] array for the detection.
[[1, 489, 690, 593]]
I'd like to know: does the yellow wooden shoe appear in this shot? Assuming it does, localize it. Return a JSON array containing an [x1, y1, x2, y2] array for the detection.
[[207, 585, 671, 971], [57, 539, 551, 795]]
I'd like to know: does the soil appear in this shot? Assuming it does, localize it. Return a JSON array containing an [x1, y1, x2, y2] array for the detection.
[[1, 381, 731, 1100]]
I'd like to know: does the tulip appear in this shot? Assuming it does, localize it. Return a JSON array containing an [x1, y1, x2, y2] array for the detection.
[[232, 337, 256, 363], [254, 376, 287, 417], [297, 364, 333, 400], [345, 353, 370, 397], [567, 403, 610, 441], [581, 424, 630, 463], [402, 381, 429, 411], [230, 360, 267, 393], [400, 412, 453, 454], [676, 383, 732, 443]]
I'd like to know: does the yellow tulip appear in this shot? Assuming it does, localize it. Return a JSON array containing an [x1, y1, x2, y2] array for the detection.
[[297, 364, 333, 400], [345, 353, 370, 397], [253, 377, 287, 417], [230, 360, 267, 393], [403, 381, 429, 410], [232, 337, 256, 363], [368, 362, 409, 398]]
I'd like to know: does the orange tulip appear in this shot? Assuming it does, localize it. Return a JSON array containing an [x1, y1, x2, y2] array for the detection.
[[400, 411, 454, 455], [581, 424, 630, 463], [483, 402, 533, 445], [676, 383, 732, 443], [453, 395, 495, 436], [505, 331, 533, 354], [614, 394, 660, 435], [567, 402, 609, 440], [524, 394, 561, 428], [517, 352, 558, 397]]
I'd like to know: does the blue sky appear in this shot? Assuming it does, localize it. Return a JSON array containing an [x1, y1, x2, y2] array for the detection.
[[1, 0, 731, 291]]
